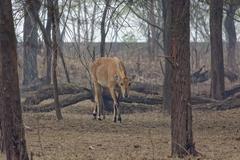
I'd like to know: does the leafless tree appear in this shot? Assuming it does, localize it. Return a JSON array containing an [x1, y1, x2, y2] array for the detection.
[[22, 0, 41, 85], [52, 0, 63, 120], [210, 0, 225, 100], [224, 3, 239, 73], [170, 0, 196, 157], [0, 0, 29, 159]]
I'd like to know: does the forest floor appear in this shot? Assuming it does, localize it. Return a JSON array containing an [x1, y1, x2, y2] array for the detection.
[[10, 100, 239, 160], [4, 54, 238, 159]]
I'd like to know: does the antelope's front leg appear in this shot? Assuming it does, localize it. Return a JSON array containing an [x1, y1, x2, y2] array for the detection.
[[93, 83, 101, 120], [100, 91, 105, 120], [109, 88, 118, 122], [116, 91, 121, 122]]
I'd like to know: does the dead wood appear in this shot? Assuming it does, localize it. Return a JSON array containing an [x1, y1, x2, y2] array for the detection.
[[224, 84, 240, 98], [23, 83, 91, 105], [191, 66, 238, 83], [23, 91, 92, 112], [191, 96, 218, 104], [22, 82, 240, 113], [23, 92, 162, 112], [23, 82, 163, 106], [130, 82, 162, 95]]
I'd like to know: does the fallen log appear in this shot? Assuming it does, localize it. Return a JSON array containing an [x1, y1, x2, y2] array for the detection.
[[23, 91, 220, 113], [23, 92, 162, 112], [202, 96, 240, 111], [224, 84, 240, 98], [130, 82, 162, 95], [191, 66, 238, 83], [23, 91, 92, 112], [23, 83, 91, 105], [191, 96, 218, 104], [23, 82, 163, 106]]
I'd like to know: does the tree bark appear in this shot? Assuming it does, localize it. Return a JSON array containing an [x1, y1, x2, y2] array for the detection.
[[224, 4, 238, 73], [170, 0, 196, 157], [23, 84, 90, 105], [0, 0, 29, 159], [23, 0, 41, 85], [100, 0, 110, 57], [45, 0, 53, 84], [162, 0, 172, 113], [52, 0, 63, 120], [148, 0, 157, 59], [210, 0, 225, 100]]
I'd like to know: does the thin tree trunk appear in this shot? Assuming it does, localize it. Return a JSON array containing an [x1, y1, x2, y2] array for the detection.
[[45, 0, 53, 84], [162, 0, 172, 113], [100, 0, 110, 57], [52, 0, 63, 120], [224, 4, 238, 73], [148, 0, 157, 59], [58, 1, 72, 83], [170, 0, 196, 157], [210, 0, 224, 100], [23, 0, 41, 85], [0, 0, 29, 159], [58, 26, 70, 83]]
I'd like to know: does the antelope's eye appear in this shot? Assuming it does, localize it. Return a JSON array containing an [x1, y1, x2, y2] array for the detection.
[[120, 83, 123, 86], [128, 83, 131, 86]]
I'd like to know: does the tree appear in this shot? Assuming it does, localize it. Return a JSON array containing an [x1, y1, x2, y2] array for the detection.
[[100, 0, 111, 57], [210, 0, 224, 100], [224, 4, 239, 73], [22, 0, 41, 85], [0, 0, 29, 159], [170, 0, 196, 157], [25, 0, 53, 85], [162, 0, 172, 113], [52, 0, 63, 120], [148, 0, 158, 59], [45, 0, 54, 84]]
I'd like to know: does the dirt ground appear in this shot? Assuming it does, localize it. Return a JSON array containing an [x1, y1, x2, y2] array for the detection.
[[1, 100, 237, 160]]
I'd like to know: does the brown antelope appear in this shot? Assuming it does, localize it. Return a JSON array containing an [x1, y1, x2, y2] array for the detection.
[[90, 57, 135, 122]]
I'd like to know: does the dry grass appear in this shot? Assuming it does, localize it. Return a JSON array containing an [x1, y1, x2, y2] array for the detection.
[[1, 100, 236, 160]]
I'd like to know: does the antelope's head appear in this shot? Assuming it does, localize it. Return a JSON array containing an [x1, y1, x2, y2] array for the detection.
[[115, 75, 136, 98]]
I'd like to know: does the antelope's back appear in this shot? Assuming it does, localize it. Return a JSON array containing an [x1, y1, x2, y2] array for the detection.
[[90, 57, 121, 86]]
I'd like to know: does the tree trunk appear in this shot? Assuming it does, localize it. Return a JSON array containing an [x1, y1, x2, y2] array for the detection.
[[170, 0, 196, 157], [162, 0, 172, 113], [224, 4, 238, 73], [148, 0, 157, 59], [210, 0, 225, 100], [45, 0, 53, 84], [100, 0, 110, 57], [23, 0, 41, 85], [52, 0, 63, 120], [0, 0, 29, 159]]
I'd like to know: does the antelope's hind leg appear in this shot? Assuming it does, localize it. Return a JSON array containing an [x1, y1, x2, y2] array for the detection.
[[93, 103, 97, 119], [100, 94, 105, 120], [93, 83, 101, 120], [117, 103, 121, 123], [109, 88, 118, 122]]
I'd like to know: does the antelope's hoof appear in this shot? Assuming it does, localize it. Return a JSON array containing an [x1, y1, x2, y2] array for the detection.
[[118, 117, 122, 123], [97, 117, 102, 121], [93, 113, 97, 119], [113, 117, 117, 123]]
